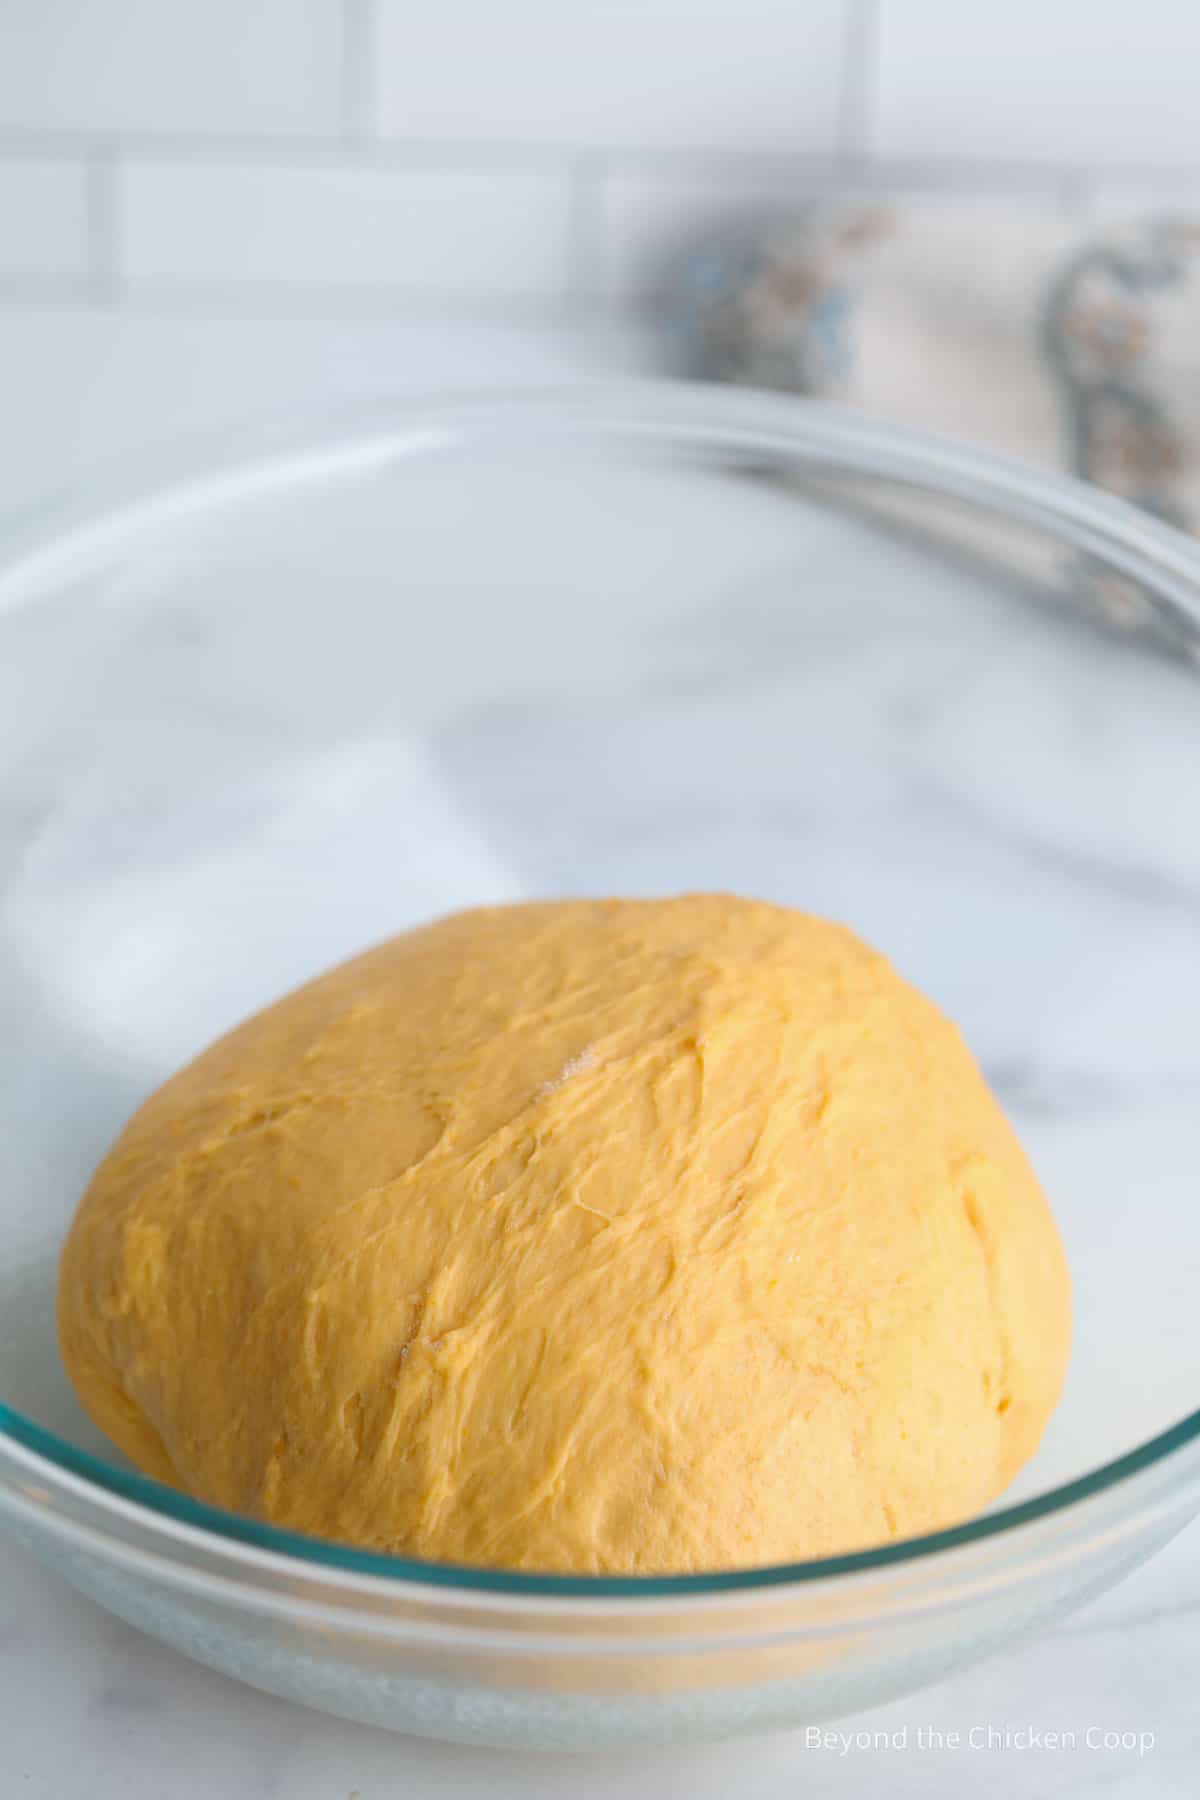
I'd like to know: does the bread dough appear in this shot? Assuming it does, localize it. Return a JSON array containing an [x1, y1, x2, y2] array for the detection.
[[59, 896, 1070, 1573]]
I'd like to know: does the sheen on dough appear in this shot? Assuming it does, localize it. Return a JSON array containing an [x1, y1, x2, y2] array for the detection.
[[58, 895, 1070, 1573]]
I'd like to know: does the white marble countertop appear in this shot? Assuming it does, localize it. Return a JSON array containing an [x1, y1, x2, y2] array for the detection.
[[0, 298, 1197, 1800]]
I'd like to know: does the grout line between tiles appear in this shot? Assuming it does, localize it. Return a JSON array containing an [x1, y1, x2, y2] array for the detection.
[[85, 145, 119, 301], [0, 274, 588, 325], [6, 128, 1200, 189], [0, 273, 97, 306], [339, 0, 376, 143], [837, 0, 879, 161]]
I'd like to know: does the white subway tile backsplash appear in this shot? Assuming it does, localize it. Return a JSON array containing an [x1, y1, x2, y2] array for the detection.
[[0, 0, 343, 138], [872, 0, 1200, 166], [117, 159, 572, 300], [0, 0, 1196, 320], [0, 157, 90, 277], [375, 0, 851, 154]]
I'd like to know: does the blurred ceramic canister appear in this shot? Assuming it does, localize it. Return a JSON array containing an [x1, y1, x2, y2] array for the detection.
[[669, 203, 890, 397]]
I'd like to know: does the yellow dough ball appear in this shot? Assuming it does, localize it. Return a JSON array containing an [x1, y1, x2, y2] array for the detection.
[[58, 896, 1070, 1573]]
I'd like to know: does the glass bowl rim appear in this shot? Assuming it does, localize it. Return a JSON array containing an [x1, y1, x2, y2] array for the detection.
[[2, 377, 1198, 1603]]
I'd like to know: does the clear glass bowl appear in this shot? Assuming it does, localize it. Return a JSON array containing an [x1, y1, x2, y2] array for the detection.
[[1, 383, 1199, 1750]]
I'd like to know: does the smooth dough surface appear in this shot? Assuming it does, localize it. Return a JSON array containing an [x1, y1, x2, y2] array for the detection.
[[59, 895, 1070, 1573]]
